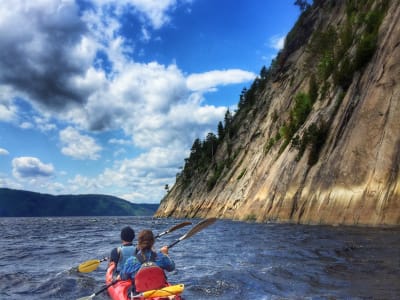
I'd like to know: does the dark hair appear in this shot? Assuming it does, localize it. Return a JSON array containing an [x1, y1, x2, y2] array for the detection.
[[120, 226, 135, 242], [137, 229, 155, 250]]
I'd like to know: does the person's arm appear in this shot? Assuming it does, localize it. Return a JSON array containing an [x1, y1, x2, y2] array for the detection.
[[158, 246, 175, 272], [110, 247, 119, 263]]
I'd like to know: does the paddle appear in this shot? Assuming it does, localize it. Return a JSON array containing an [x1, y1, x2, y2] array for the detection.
[[76, 281, 117, 300], [78, 257, 108, 273], [77, 221, 192, 273], [167, 217, 217, 249], [154, 221, 192, 238], [76, 218, 217, 300]]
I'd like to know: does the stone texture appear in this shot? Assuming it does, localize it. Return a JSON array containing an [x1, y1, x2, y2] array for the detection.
[[155, 0, 400, 226]]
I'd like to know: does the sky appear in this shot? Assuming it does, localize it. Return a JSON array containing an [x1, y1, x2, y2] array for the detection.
[[0, 0, 300, 204]]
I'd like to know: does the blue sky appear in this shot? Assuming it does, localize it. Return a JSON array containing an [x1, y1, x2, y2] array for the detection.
[[0, 0, 300, 203]]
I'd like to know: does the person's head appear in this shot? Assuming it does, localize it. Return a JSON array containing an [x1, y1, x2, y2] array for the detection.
[[120, 226, 135, 243], [137, 229, 155, 250]]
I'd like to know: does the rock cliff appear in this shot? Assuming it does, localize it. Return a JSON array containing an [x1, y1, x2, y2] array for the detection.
[[155, 0, 400, 226]]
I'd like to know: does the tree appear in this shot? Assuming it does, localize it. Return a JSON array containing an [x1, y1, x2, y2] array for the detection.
[[224, 109, 233, 129], [204, 132, 218, 162], [238, 88, 248, 109], [224, 109, 234, 139], [294, 0, 311, 12], [164, 184, 169, 193], [260, 65, 269, 80], [217, 121, 225, 140]]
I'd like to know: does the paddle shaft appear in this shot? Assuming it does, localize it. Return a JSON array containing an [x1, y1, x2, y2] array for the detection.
[[76, 281, 117, 300], [154, 221, 192, 238]]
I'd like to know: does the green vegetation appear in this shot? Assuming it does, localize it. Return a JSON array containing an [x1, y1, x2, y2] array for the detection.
[[308, 0, 388, 91], [0, 188, 158, 217], [237, 169, 247, 180], [292, 121, 329, 165], [245, 213, 257, 222], [176, 0, 390, 188], [278, 91, 316, 154]]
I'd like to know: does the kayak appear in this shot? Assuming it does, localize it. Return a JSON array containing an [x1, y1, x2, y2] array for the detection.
[[106, 262, 184, 300]]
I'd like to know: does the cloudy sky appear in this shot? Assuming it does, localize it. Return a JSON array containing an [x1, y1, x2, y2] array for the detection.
[[0, 0, 299, 203]]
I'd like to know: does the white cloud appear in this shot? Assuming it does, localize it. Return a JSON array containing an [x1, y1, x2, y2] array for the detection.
[[187, 69, 256, 92], [12, 157, 54, 179], [0, 148, 9, 155], [109, 138, 132, 145], [113, 148, 127, 157], [87, 0, 179, 30], [269, 35, 285, 50], [141, 26, 151, 42], [59, 127, 102, 160], [20, 122, 33, 129], [0, 0, 257, 202], [63, 142, 187, 202], [0, 87, 18, 122]]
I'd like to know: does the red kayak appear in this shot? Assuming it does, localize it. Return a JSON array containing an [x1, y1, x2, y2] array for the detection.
[[105, 262, 184, 300]]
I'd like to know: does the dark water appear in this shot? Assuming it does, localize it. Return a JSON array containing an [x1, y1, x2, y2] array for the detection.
[[0, 217, 399, 300]]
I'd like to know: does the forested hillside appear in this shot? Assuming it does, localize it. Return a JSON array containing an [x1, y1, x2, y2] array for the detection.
[[0, 188, 158, 217], [155, 0, 400, 226]]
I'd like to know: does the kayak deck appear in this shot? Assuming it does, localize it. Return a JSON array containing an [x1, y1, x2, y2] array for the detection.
[[106, 262, 184, 300]]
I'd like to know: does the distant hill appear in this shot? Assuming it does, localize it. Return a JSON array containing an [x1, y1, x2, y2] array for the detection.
[[0, 188, 159, 217]]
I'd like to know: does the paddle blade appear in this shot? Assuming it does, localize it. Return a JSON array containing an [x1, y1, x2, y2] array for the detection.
[[142, 284, 184, 298], [167, 221, 192, 233], [182, 218, 217, 240], [155, 221, 192, 238], [78, 259, 101, 273], [76, 294, 95, 300]]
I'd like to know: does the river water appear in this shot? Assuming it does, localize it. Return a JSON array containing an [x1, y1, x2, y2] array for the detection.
[[0, 216, 399, 300]]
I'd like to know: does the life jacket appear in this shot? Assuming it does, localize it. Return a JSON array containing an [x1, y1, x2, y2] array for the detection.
[[134, 251, 167, 292], [117, 244, 137, 272]]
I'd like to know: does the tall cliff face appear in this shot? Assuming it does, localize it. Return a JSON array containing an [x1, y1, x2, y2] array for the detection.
[[155, 0, 400, 226]]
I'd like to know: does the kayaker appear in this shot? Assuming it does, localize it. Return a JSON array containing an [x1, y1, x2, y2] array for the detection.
[[119, 229, 175, 292], [109, 226, 136, 273]]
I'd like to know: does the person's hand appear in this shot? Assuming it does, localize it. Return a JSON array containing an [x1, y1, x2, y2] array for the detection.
[[160, 246, 169, 255]]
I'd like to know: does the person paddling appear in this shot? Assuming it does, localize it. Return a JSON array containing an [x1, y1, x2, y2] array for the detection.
[[119, 229, 175, 293], [109, 226, 136, 274]]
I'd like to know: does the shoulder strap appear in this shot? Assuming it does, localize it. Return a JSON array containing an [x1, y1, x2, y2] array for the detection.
[[135, 250, 157, 264]]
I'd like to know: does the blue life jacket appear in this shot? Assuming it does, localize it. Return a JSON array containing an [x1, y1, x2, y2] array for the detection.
[[117, 244, 137, 272]]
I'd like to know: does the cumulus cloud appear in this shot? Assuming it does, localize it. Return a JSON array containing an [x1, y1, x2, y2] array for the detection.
[[187, 69, 256, 92], [66, 142, 187, 202], [59, 127, 102, 160], [0, 148, 9, 155], [269, 35, 285, 50], [0, 1, 94, 111], [0, 87, 18, 122], [109, 138, 132, 145], [0, 1, 252, 144], [0, 0, 258, 202], [88, 0, 180, 29], [12, 157, 54, 178]]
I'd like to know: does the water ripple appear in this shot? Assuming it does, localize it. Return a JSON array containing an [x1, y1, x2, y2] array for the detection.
[[0, 217, 399, 299]]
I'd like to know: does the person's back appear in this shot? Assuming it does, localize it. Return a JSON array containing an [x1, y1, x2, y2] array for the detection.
[[109, 226, 136, 273], [119, 229, 175, 292]]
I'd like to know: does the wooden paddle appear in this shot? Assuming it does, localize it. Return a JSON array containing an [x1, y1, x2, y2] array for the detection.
[[76, 218, 217, 300], [77, 221, 192, 273]]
